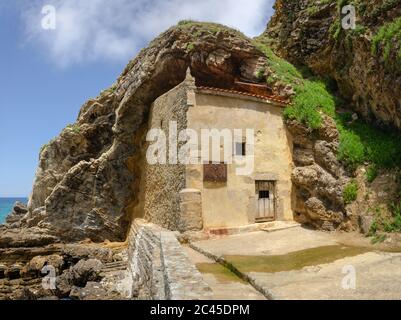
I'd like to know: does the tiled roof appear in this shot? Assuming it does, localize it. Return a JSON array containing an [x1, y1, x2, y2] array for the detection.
[[196, 86, 290, 106]]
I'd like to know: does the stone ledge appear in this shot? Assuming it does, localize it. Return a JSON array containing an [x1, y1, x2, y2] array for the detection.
[[160, 232, 212, 300], [128, 219, 212, 300]]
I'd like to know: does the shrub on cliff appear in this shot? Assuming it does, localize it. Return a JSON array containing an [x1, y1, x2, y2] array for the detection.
[[253, 40, 335, 129], [372, 16, 401, 73], [336, 113, 401, 170], [255, 37, 401, 172], [343, 180, 358, 204]]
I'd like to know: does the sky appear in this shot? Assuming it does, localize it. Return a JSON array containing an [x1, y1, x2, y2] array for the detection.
[[0, 0, 275, 197]]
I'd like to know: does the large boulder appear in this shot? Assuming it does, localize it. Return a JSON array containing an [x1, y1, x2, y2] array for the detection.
[[61, 244, 114, 264], [68, 259, 103, 286], [56, 259, 104, 297], [24, 254, 65, 278]]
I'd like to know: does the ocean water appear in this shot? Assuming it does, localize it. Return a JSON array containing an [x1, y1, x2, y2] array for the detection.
[[0, 198, 28, 224]]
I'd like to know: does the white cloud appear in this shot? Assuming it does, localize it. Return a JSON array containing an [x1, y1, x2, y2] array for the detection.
[[21, 0, 275, 67]]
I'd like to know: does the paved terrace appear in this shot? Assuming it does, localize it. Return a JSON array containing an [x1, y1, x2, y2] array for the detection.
[[189, 226, 401, 300]]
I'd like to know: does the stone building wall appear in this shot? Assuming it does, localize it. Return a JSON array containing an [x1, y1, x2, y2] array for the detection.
[[185, 90, 294, 228], [178, 189, 203, 232], [134, 77, 193, 230], [127, 219, 212, 300], [134, 72, 294, 231]]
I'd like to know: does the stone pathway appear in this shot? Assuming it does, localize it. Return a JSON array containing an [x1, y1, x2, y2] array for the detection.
[[189, 227, 401, 300], [184, 246, 266, 300]]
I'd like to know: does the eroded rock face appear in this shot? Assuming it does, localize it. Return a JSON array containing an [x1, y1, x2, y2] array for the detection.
[[0, 243, 126, 300], [287, 116, 351, 230], [347, 167, 401, 234], [1, 23, 268, 244], [265, 0, 401, 129]]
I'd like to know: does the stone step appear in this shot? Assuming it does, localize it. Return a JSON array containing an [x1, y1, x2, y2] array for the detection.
[[101, 261, 127, 272], [207, 221, 301, 237], [260, 221, 301, 233]]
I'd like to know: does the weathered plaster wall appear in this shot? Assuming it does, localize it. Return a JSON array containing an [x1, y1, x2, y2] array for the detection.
[[127, 219, 212, 300], [186, 91, 294, 229]]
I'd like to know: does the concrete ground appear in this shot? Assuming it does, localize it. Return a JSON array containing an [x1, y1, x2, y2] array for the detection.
[[183, 246, 266, 300], [194, 227, 338, 256], [190, 226, 401, 300], [249, 251, 401, 300]]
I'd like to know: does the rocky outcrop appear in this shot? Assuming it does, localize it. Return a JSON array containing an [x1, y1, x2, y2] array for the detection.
[[0, 227, 59, 248], [0, 22, 269, 244], [56, 258, 104, 297], [5, 202, 28, 225], [0, 243, 128, 300], [265, 0, 401, 129], [287, 115, 352, 231], [25, 254, 64, 278]]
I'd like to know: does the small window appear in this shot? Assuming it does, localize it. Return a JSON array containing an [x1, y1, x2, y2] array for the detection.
[[235, 142, 246, 156], [259, 190, 270, 199]]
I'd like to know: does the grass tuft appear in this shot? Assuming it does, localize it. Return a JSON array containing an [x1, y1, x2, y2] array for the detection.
[[253, 40, 335, 129], [371, 16, 401, 73], [366, 165, 378, 183], [343, 180, 358, 204], [336, 113, 401, 170]]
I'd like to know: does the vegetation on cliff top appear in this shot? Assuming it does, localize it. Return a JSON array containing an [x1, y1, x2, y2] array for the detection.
[[253, 36, 401, 172], [253, 39, 336, 129], [177, 20, 248, 39], [336, 113, 401, 170], [329, 0, 401, 73]]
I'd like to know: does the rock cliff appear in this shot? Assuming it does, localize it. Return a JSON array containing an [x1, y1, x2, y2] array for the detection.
[[262, 0, 401, 232], [264, 0, 401, 128]]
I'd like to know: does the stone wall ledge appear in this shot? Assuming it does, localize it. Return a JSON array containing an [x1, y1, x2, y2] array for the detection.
[[128, 219, 212, 300]]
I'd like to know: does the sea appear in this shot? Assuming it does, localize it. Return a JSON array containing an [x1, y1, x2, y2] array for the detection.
[[0, 198, 28, 224]]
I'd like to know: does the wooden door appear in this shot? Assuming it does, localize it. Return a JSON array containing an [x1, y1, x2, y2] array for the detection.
[[255, 181, 276, 222]]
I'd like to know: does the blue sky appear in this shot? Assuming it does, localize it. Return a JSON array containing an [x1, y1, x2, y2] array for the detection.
[[0, 0, 274, 197]]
